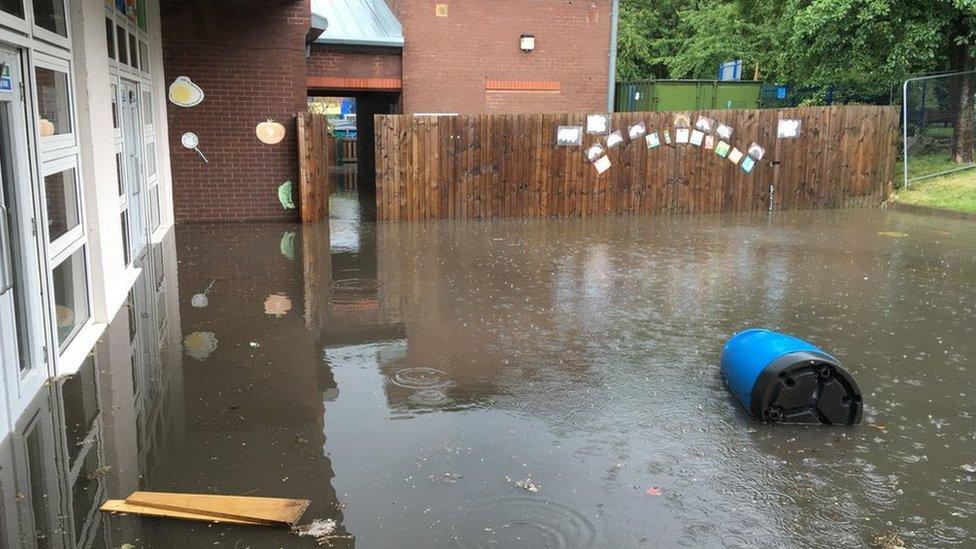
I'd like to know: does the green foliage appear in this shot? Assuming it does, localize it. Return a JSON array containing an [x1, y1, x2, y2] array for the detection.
[[617, 0, 976, 104]]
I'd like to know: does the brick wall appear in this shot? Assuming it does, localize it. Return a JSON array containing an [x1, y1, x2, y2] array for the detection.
[[399, 0, 612, 114], [307, 45, 402, 85], [160, 0, 309, 222]]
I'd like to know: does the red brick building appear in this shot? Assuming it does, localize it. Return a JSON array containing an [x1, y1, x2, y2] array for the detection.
[[162, 0, 616, 221]]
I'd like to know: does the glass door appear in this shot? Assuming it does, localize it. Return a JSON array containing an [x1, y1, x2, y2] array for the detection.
[[0, 44, 48, 425], [119, 79, 147, 259]]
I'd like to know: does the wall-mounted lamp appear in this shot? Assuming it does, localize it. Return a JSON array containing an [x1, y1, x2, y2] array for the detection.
[[520, 34, 535, 52]]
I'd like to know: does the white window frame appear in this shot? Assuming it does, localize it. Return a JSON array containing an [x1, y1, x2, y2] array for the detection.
[[31, 51, 75, 154], [0, 0, 30, 35], [40, 153, 83, 260], [29, 0, 70, 51]]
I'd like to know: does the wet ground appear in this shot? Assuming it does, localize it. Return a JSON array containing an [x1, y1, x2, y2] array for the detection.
[[6, 186, 976, 548]]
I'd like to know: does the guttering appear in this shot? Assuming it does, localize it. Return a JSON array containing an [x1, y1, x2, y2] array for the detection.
[[607, 0, 619, 112]]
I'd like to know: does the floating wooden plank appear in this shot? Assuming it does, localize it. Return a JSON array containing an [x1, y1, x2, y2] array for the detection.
[[124, 491, 310, 527], [101, 499, 268, 526]]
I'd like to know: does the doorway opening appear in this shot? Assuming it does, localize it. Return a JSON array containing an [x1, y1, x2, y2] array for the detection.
[[307, 90, 400, 220]]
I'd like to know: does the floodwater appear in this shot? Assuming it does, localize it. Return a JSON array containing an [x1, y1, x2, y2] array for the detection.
[[5, 190, 976, 548]]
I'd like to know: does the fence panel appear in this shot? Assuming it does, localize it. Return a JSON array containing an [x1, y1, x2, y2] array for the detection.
[[902, 71, 976, 187], [375, 106, 899, 221], [296, 113, 332, 222]]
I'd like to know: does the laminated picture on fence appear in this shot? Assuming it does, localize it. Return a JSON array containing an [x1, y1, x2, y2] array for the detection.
[[663, 129, 672, 145], [777, 119, 801, 138], [675, 128, 690, 144], [585, 142, 605, 162], [694, 116, 714, 133], [715, 141, 731, 158], [556, 125, 583, 146], [740, 156, 756, 173], [628, 122, 646, 140], [586, 113, 610, 134], [690, 130, 705, 147], [593, 155, 612, 174], [606, 130, 625, 149], [728, 148, 744, 164], [716, 123, 734, 140], [747, 143, 766, 160], [704, 135, 715, 149], [673, 112, 692, 128], [646, 131, 661, 149]]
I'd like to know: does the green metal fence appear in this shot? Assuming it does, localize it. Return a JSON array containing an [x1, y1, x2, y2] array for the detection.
[[615, 80, 762, 112]]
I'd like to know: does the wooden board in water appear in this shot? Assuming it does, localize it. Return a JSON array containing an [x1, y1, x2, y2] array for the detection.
[[100, 500, 268, 526], [124, 491, 310, 526]]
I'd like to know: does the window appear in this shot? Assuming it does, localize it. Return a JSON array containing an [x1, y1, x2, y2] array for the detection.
[[139, 41, 149, 74], [145, 141, 155, 177], [35, 66, 71, 137], [110, 82, 119, 131], [25, 424, 54, 549], [105, 18, 115, 59], [136, 0, 147, 30], [44, 166, 79, 242], [115, 151, 124, 196], [1, 0, 23, 18], [32, 0, 66, 36], [120, 212, 130, 265], [115, 24, 126, 65], [141, 89, 152, 126], [52, 246, 89, 349], [150, 186, 160, 230], [128, 32, 138, 69]]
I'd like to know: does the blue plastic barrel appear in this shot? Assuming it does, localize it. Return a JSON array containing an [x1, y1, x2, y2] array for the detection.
[[721, 329, 862, 425]]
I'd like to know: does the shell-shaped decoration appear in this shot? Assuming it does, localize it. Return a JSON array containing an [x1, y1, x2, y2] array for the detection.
[[168, 76, 204, 107]]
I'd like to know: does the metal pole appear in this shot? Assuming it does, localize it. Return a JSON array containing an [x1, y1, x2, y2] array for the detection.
[[607, 0, 619, 113], [902, 79, 909, 189]]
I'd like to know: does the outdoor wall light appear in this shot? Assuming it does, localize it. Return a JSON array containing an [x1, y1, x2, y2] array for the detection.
[[520, 34, 535, 52]]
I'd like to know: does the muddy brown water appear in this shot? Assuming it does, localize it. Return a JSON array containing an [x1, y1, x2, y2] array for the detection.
[[6, 193, 976, 548]]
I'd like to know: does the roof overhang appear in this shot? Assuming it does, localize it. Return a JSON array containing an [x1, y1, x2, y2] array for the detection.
[[311, 0, 404, 49]]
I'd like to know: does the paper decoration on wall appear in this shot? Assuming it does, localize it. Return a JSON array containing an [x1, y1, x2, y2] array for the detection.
[[741, 156, 756, 173], [728, 148, 744, 165], [605, 130, 624, 149], [628, 122, 646, 140], [593, 155, 611, 174], [556, 125, 583, 146], [585, 143, 605, 162], [675, 128, 690, 144], [663, 130, 672, 145], [777, 119, 801, 138], [695, 117, 714, 132], [168, 76, 204, 107], [689, 130, 705, 147], [673, 112, 691, 128], [278, 181, 296, 210], [715, 141, 731, 158], [747, 143, 766, 160], [256, 119, 286, 145], [716, 123, 733, 140], [586, 113, 610, 134], [646, 132, 661, 149], [704, 135, 715, 149], [180, 132, 209, 163]]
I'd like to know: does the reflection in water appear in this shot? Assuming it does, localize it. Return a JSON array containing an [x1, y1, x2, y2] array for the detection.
[[1, 204, 975, 547]]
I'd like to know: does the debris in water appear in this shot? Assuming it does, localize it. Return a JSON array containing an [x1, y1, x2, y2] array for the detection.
[[877, 231, 907, 238], [509, 476, 540, 492], [429, 472, 463, 484], [87, 465, 113, 480], [871, 532, 905, 548], [961, 463, 976, 474], [293, 518, 354, 545], [645, 487, 662, 496], [249, 342, 261, 348]]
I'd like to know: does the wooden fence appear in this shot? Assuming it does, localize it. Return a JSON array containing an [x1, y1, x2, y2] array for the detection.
[[374, 106, 899, 221], [296, 113, 333, 222]]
